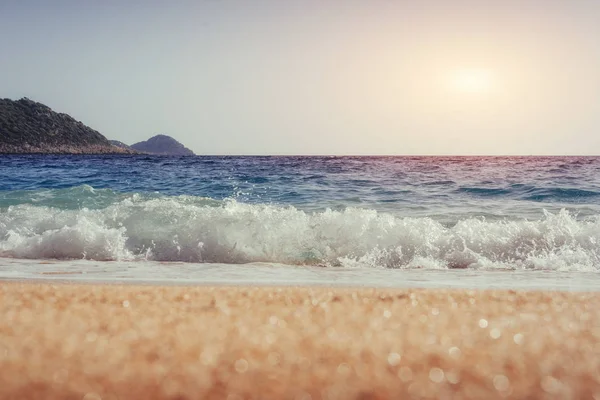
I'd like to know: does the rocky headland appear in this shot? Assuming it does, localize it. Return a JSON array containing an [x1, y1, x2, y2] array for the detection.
[[0, 98, 195, 155], [0, 98, 133, 154]]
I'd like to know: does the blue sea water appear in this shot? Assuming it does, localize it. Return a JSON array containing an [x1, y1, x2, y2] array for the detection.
[[1, 155, 600, 287]]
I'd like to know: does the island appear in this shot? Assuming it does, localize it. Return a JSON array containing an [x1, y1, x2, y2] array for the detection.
[[130, 134, 195, 156], [0, 98, 132, 154]]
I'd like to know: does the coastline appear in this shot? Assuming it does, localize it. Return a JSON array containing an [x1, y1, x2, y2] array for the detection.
[[0, 144, 136, 155], [1, 282, 599, 399]]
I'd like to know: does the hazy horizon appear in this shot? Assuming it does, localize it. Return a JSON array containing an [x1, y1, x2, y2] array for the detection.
[[2, 0, 600, 155]]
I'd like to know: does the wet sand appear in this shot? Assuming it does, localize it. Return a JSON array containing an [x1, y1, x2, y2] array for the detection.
[[1, 282, 599, 399]]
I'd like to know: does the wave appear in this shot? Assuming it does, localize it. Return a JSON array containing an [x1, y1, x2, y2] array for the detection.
[[1, 187, 599, 271], [454, 185, 600, 202]]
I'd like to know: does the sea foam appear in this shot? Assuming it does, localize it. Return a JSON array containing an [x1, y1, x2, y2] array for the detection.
[[1, 193, 599, 270]]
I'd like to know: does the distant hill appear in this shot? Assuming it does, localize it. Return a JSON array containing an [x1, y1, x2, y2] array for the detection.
[[130, 134, 195, 156], [0, 98, 132, 154]]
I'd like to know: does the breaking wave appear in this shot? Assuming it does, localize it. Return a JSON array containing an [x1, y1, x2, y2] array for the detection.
[[1, 187, 599, 271]]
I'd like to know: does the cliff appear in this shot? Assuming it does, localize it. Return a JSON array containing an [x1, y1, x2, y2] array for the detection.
[[0, 98, 132, 154], [130, 134, 195, 156]]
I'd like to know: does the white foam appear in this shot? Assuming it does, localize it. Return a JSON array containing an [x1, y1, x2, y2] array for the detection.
[[1, 198, 599, 270]]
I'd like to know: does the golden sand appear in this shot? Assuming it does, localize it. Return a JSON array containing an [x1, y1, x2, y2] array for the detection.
[[1, 282, 600, 399]]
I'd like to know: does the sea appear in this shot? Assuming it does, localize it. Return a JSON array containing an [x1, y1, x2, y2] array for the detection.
[[1, 155, 600, 290]]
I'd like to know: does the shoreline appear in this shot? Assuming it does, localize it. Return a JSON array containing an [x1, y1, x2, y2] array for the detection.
[[1, 282, 599, 399], [0, 146, 137, 155], [2, 257, 599, 292]]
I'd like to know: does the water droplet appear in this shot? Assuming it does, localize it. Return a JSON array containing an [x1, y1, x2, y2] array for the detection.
[[446, 370, 460, 384], [429, 367, 445, 383], [493, 375, 510, 391], [265, 333, 276, 345], [200, 350, 214, 366], [448, 346, 461, 359], [234, 359, 248, 374], [425, 334, 437, 345], [383, 310, 392, 319], [541, 376, 561, 393], [478, 319, 488, 328], [431, 308, 440, 316], [513, 333, 524, 345], [490, 328, 501, 339], [337, 363, 351, 375], [387, 352, 401, 366], [122, 300, 130, 308]]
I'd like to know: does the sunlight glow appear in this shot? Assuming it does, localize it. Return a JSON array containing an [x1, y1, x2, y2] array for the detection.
[[451, 69, 493, 93]]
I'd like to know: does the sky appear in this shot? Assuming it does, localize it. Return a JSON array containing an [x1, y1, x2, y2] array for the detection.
[[1, 0, 600, 155]]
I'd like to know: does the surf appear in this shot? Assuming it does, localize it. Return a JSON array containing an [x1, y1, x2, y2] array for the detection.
[[1, 189, 599, 271]]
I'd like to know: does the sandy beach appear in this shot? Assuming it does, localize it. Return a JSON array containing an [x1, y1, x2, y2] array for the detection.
[[1, 282, 599, 399]]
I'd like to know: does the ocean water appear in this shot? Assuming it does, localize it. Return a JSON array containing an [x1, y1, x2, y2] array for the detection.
[[1, 155, 600, 289]]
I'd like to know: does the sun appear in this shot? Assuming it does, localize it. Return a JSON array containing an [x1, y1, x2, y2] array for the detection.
[[451, 69, 493, 94]]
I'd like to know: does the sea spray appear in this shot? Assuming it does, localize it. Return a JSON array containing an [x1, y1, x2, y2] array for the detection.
[[1, 194, 599, 270]]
